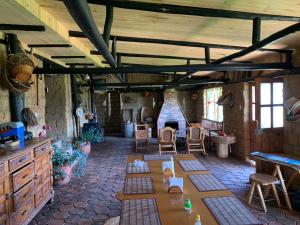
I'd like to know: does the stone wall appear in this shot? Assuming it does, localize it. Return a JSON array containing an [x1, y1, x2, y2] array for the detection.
[[223, 83, 250, 159], [45, 75, 74, 140], [283, 75, 300, 157], [0, 38, 45, 137], [105, 92, 121, 134], [24, 74, 46, 137], [177, 90, 197, 123]]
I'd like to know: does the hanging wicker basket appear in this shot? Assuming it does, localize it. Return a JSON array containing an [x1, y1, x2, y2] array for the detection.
[[3, 70, 31, 93], [7, 53, 35, 83]]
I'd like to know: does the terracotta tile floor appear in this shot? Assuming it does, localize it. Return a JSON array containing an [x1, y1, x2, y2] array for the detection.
[[30, 137, 300, 225]]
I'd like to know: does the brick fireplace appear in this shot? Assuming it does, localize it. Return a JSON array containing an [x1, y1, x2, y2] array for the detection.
[[157, 89, 187, 137]]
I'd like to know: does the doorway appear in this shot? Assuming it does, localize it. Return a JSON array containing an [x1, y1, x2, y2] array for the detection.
[[249, 79, 284, 154]]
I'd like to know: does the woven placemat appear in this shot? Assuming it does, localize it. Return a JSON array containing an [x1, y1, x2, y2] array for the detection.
[[189, 174, 227, 192], [124, 177, 154, 195], [120, 198, 161, 225], [203, 196, 263, 225], [127, 162, 151, 174], [144, 154, 174, 161], [178, 160, 207, 171]]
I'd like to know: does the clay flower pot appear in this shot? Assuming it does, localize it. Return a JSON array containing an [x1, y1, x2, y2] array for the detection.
[[78, 141, 91, 155], [53, 164, 72, 186]]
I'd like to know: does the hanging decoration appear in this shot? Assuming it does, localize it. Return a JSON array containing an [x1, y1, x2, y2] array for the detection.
[[284, 97, 300, 121], [4, 53, 35, 93], [21, 107, 38, 127], [192, 93, 199, 101], [217, 91, 235, 107]]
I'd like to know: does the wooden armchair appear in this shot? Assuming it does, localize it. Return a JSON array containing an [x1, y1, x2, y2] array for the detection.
[[158, 127, 177, 155], [135, 124, 149, 152], [186, 124, 206, 155]]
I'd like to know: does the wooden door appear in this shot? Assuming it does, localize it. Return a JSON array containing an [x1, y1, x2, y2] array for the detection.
[[253, 78, 284, 154]]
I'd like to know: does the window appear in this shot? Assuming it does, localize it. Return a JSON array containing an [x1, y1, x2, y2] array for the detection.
[[260, 82, 283, 128], [203, 87, 223, 122], [251, 86, 255, 121]]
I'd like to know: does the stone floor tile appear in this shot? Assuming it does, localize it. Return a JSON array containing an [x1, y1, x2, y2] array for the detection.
[[29, 137, 299, 225]]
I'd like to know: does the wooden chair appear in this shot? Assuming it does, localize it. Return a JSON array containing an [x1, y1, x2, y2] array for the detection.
[[248, 173, 281, 213], [158, 127, 177, 155], [186, 124, 206, 155], [135, 124, 149, 152]]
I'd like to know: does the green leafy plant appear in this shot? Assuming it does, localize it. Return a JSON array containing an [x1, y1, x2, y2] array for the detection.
[[71, 149, 88, 178], [82, 127, 104, 144], [52, 143, 88, 179]]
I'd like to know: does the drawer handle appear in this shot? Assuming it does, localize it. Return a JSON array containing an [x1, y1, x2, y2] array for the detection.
[[18, 158, 26, 163], [23, 192, 29, 198], [22, 174, 28, 179], [21, 209, 27, 216]]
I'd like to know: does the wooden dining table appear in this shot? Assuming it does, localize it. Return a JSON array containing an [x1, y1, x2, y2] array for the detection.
[[251, 151, 300, 211], [116, 154, 256, 225]]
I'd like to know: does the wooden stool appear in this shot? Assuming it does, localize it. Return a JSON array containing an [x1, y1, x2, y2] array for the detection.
[[248, 173, 281, 213]]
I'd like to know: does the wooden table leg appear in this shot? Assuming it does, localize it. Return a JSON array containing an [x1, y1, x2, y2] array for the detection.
[[275, 165, 292, 210]]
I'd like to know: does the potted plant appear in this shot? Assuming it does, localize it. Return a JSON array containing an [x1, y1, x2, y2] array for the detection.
[[52, 143, 88, 185], [71, 149, 88, 178], [52, 144, 74, 185], [73, 138, 91, 155]]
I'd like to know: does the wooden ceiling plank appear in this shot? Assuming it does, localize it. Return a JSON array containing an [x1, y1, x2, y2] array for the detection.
[[15, 0, 103, 66], [87, 0, 300, 22], [0, 24, 45, 31]]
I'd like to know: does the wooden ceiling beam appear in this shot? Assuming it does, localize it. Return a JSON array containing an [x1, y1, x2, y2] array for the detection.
[[92, 50, 207, 61], [87, 0, 300, 21], [51, 55, 86, 59], [0, 24, 45, 31], [28, 44, 72, 48], [70, 31, 290, 54], [252, 18, 261, 44], [66, 63, 94, 66], [33, 62, 292, 75]]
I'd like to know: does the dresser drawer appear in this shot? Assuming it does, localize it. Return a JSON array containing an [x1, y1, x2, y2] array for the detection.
[[12, 163, 34, 192], [11, 198, 34, 225], [34, 142, 50, 157], [13, 180, 34, 211], [9, 152, 33, 172], [0, 164, 5, 178]]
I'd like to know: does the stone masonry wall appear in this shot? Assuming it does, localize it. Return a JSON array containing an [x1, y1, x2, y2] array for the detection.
[[283, 75, 300, 157], [45, 75, 74, 140], [223, 83, 250, 159], [0, 38, 45, 136], [177, 90, 197, 123]]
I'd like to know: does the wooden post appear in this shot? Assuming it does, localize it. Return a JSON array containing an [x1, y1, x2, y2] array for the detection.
[[6, 33, 25, 122], [70, 66, 80, 137], [205, 46, 210, 64], [252, 17, 261, 44]]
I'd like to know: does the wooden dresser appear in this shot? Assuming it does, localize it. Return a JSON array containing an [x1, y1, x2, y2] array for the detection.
[[0, 138, 53, 225]]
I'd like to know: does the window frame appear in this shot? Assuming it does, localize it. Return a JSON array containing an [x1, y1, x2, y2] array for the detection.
[[203, 87, 223, 122], [259, 82, 283, 129]]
